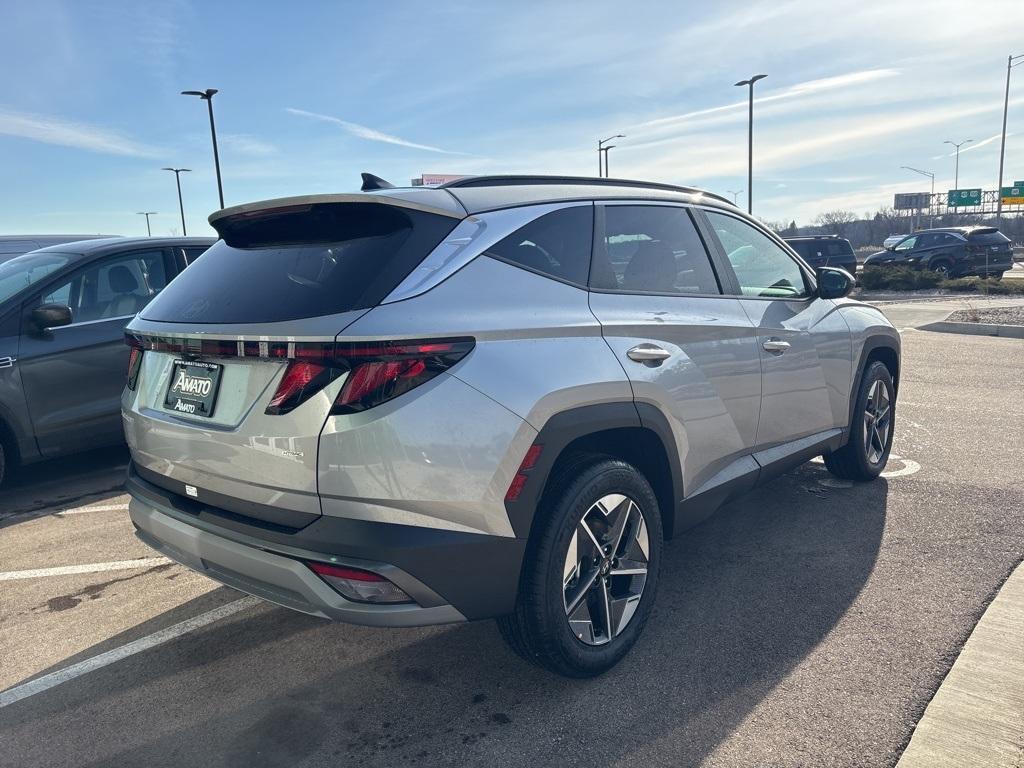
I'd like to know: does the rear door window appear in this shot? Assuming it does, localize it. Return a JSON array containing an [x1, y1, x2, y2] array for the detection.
[[141, 203, 459, 324], [592, 205, 720, 295], [41, 250, 169, 323], [484, 205, 593, 286]]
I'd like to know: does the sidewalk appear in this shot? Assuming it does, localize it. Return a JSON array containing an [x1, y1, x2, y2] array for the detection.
[[896, 562, 1024, 767], [870, 296, 1024, 331]]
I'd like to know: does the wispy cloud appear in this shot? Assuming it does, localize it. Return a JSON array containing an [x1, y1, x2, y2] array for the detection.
[[286, 107, 468, 155], [221, 133, 277, 157], [0, 107, 161, 157], [632, 68, 900, 135], [931, 132, 1008, 159]]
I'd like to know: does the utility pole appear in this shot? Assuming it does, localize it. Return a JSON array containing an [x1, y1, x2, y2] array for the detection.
[[162, 168, 191, 236]]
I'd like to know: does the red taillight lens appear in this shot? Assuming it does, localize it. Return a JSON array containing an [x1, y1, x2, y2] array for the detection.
[[126, 347, 143, 390], [306, 561, 412, 604], [331, 338, 474, 415], [266, 361, 340, 415]]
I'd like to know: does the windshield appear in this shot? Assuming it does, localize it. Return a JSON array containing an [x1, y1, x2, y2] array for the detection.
[[0, 252, 72, 305]]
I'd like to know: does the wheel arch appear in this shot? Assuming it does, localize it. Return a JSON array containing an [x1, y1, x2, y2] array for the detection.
[[849, 335, 901, 430], [503, 401, 682, 542]]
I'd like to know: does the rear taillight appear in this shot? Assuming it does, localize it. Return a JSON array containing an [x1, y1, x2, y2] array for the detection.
[[331, 339, 474, 415], [125, 335, 143, 390], [265, 362, 340, 415], [124, 332, 474, 416], [306, 561, 412, 604]]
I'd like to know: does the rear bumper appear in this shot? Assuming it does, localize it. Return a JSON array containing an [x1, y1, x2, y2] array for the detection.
[[126, 464, 526, 624]]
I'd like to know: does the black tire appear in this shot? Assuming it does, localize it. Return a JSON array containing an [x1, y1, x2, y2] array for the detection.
[[497, 456, 663, 677], [929, 260, 953, 278], [825, 360, 895, 481]]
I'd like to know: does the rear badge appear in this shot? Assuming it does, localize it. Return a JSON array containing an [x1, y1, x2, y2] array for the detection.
[[185, 485, 198, 498]]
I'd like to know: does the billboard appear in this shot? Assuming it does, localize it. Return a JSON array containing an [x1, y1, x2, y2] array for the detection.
[[894, 192, 930, 210]]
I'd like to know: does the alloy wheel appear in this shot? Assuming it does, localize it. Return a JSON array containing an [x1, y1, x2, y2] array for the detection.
[[862, 379, 891, 465], [562, 493, 650, 646]]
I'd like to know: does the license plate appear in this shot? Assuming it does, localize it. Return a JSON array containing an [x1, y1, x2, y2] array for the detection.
[[165, 360, 222, 417]]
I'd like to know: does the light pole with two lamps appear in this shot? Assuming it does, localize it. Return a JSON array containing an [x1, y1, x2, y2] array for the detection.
[[734, 74, 766, 214], [943, 139, 972, 190], [137, 212, 157, 237]]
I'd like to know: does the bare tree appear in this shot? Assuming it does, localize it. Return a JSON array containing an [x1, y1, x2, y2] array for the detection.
[[814, 210, 858, 237]]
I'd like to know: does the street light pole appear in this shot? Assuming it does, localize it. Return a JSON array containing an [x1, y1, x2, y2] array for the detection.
[[996, 54, 1024, 222], [137, 212, 157, 237], [944, 139, 972, 190], [597, 134, 624, 178], [181, 88, 224, 208], [162, 167, 192, 236], [901, 166, 935, 228], [726, 189, 743, 205], [734, 74, 767, 214]]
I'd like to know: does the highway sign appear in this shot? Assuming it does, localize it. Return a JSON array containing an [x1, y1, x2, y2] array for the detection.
[[894, 192, 930, 210], [947, 188, 982, 207], [1001, 186, 1024, 205]]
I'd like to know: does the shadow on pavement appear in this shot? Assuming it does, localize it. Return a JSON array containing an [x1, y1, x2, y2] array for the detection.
[[1, 469, 889, 768], [0, 445, 128, 522]]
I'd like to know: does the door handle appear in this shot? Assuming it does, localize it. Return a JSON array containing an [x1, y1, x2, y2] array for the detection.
[[762, 339, 790, 354], [627, 344, 672, 363]]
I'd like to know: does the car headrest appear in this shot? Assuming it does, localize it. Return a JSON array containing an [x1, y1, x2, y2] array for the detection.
[[622, 241, 676, 292], [108, 265, 139, 294]]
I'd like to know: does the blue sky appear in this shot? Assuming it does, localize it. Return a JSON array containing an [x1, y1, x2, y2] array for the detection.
[[0, 0, 1022, 236]]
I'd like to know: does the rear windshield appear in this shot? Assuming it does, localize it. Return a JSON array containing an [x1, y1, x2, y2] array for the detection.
[[968, 231, 1010, 245], [141, 203, 458, 324]]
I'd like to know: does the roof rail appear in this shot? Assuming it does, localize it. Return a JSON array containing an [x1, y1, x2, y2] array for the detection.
[[439, 175, 734, 206]]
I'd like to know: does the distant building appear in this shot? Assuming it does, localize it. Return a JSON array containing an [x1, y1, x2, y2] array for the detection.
[[411, 173, 467, 186]]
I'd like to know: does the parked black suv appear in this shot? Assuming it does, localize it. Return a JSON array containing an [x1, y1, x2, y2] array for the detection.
[[784, 235, 857, 275], [863, 227, 1013, 279], [0, 236, 213, 485]]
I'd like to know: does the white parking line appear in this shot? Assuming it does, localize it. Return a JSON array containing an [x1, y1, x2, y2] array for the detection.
[[57, 503, 129, 515], [0, 596, 260, 708], [0, 558, 170, 581]]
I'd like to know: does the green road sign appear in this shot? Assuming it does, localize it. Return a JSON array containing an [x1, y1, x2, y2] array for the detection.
[[1002, 186, 1024, 205], [1014, 180, 1024, 187], [947, 188, 982, 206]]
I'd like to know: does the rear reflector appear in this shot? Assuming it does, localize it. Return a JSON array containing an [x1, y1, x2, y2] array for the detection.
[[505, 443, 544, 502], [306, 561, 412, 604]]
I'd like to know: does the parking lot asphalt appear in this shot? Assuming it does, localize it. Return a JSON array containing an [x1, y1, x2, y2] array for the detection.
[[1, 325, 1023, 768]]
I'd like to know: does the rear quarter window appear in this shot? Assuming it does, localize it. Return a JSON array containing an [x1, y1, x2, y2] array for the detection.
[[969, 231, 1010, 245], [140, 203, 458, 324]]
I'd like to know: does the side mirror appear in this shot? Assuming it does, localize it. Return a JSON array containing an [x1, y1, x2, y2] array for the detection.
[[817, 267, 855, 300], [31, 303, 73, 331]]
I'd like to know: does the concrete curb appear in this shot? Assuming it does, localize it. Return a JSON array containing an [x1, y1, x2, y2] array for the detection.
[[920, 321, 1024, 339], [896, 561, 1024, 767]]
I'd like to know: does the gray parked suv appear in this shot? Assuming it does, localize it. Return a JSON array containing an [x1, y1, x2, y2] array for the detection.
[[0, 237, 213, 485], [123, 176, 900, 676]]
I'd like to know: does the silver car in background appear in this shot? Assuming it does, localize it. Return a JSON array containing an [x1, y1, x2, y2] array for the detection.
[[123, 175, 900, 677]]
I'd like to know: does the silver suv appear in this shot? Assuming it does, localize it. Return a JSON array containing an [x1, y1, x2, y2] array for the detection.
[[123, 175, 899, 677]]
